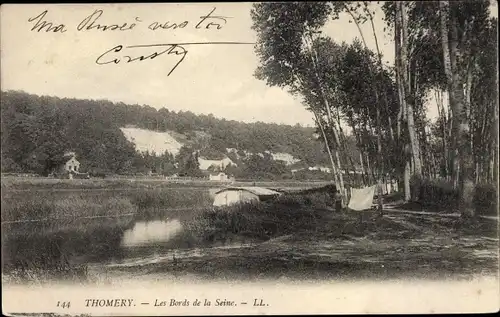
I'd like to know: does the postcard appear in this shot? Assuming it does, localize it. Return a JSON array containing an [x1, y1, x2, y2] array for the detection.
[[1, 2, 499, 315]]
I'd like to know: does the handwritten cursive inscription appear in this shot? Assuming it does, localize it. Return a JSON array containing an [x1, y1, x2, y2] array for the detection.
[[27, 7, 253, 76], [148, 20, 189, 31], [29, 7, 232, 34], [77, 10, 141, 32], [96, 44, 188, 76], [195, 7, 232, 30], [95, 42, 254, 76], [28, 10, 67, 33], [148, 7, 232, 31]]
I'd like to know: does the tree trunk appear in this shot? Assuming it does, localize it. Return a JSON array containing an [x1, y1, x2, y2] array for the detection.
[[292, 73, 340, 189], [420, 123, 430, 178], [349, 3, 386, 212], [492, 149, 497, 185], [365, 151, 373, 184], [436, 90, 450, 178], [326, 124, 345, 197], [395, 2, 411, 201], [440, 1, 459, 189], [401, 1, 423, 178], [452, 13, 474, 217], [475, 162, 480, 184], [314, 113, 340, 187], [404, 160, 411, 201], [465, 62, 475, 183], [335, 110, 357, 183], [305, 31, 346, 198], [359, 151, 366, 186], [493, 54, 499, 188], [363, 115, 379, 185], [350, 121, 368, 186], [376, 100, 384, 214], [366, 3, 395, 143], [440, 0, 474, 217]]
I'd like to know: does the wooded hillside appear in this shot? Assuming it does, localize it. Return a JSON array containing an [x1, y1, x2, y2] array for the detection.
[[1, 90, 341, 178]]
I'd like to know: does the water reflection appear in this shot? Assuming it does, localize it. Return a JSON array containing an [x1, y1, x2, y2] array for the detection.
[[1, 186, 220, 282], [121, 219, 183, 247]]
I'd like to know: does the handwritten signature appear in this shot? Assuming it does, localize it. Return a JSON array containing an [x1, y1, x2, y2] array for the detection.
[[95, 42, 254, 76]]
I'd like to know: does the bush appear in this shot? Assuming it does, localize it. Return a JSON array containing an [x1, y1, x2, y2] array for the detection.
[[410, 177, 497, 216], [410, 177, 459, 211], [275, 191, 333, 209], [185, 192, 332, 244], [473, 183, 498, 216]]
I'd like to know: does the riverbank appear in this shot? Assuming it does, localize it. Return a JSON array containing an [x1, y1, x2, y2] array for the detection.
[[2, 205, 498, 285], [2, 179, 498, 285]]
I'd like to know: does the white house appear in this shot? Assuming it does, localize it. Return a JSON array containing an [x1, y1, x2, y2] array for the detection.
[[209, 172, 233, 182], [212, 187, 282, 207], [307, 166, 332, 173], [52, 152, 88, 179], [54, 152, 80, 175], [64, 156, 80, 173], [198, 157, 236, 171]]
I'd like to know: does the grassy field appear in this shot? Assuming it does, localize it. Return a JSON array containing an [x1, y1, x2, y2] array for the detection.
[[1, 186, 213, 223]]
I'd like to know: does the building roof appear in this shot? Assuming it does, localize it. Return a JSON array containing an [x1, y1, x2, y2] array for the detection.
[[198, 157, 236, 170], [66, 156, 79, 162], [214, 187, 281, 197], [57, 156, 79, 167]]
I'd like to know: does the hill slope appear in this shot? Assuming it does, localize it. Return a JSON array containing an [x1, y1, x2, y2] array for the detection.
[[120, 127, 184, 156]]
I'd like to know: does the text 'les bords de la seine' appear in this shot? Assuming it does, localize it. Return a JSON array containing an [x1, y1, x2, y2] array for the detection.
[[82, 298, 269, 308], [26, 8, 254, 76]]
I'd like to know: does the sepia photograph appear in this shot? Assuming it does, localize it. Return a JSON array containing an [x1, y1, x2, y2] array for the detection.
[[1, 1, 499, 315]]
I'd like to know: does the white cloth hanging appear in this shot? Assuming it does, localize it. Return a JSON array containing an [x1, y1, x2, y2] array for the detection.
[[347, 185, 376, 211]]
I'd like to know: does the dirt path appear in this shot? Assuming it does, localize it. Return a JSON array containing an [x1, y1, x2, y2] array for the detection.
[[384, 206, 499, 221]]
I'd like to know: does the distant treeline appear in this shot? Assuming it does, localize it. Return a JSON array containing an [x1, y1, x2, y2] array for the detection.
[[0, 90, 338, 179]]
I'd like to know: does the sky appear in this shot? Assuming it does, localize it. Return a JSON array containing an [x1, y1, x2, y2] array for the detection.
[[1, 2, 497, 127]]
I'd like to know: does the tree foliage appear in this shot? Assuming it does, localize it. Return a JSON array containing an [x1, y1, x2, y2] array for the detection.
[[252, 1, 497, 213]]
